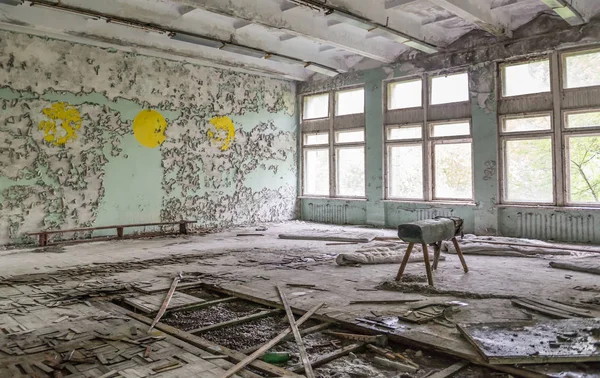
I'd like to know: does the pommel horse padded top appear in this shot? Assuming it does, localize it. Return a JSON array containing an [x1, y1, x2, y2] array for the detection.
[[397, 217, 461, 244]]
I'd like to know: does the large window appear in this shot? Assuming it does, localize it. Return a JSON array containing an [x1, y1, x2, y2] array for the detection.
[[387, 78, 422, 110], [385, 72, 473, 202], [501, 59, 550, 97], [301, 87, 365, 198], [431, 121, 473, 200], [500, 52, 600, 207], [563, 49, 600, 89], [564, 110, 600, 204]]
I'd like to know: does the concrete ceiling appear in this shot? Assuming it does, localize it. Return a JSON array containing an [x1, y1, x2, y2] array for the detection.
[[1, 0, 600, 81]]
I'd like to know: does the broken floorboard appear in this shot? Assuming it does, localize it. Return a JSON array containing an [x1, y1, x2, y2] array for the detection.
[[457, 318, 600, 365], [124, 292, 205, 314], [127, 311, 304, 377], [197, 282, 548, 378]]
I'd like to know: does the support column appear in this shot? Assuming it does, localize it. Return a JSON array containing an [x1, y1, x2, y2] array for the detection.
[[470, 63, 499, 235], [364, 69, 388, 226]]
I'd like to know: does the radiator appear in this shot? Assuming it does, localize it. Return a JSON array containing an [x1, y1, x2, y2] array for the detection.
[[307, 203, 347, 224], [415, 209, 454, 221], [517, 212, 596, 243]]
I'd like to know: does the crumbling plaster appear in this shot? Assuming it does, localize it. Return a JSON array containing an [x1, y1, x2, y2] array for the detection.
[[0, 30, 297, 245]]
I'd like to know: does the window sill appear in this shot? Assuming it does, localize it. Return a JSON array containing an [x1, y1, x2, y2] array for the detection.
[[298, 196, 367, 202], [498, 204, 600, 211], [383, 199, 476, 207]]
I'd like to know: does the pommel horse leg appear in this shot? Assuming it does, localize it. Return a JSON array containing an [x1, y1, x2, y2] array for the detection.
[[452, 237, 469, 273], [395, 243, 414, 281], [422, 243, 434, 286], [432, 241, 442, 270]]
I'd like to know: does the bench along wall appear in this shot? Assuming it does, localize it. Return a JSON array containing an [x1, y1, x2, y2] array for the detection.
[[0, 30, 297, 245]]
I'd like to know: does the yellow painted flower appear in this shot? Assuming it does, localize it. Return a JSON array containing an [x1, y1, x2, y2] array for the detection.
[[207, 116, 235, 151], [38, 102, 82, 146]]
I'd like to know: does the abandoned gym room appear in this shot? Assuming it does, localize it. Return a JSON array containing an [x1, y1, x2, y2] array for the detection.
[[2, 0, 600, 377]]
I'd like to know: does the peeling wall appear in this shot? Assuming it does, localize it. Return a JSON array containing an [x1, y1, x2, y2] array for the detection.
[[0, 31, 297, 245]]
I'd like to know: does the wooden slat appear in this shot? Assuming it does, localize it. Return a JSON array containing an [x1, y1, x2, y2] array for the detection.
[[290, 343, 365, 373], [242, 322, 332, 354], [127, 312, 302, 377], [277, 285, 315, 378], [511, 299, 576, 319], [189, 309, 281, 334]]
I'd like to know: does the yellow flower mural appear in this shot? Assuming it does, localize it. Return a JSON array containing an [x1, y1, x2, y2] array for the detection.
[[38, 102, 82, 146], [207, 116, 235, 151], [133, 109, 168, 148]]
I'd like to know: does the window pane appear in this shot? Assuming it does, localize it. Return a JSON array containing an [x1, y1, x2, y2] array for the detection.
[[503, 60, 550, 97], [303, 93, 329, 119], [304, 149, 329, 195], [434, 143, 473, 199], [431, 121, 470, 137], [565, 50, 600, 89], [336, 88, 364, 116], [387, 126, 422, 140], [336, 147, 365, 196], [505, 138, 553, 203], [388, 79, 422, 110], [431, 73, 469, 105], [503, 115, 552, 133], [388, 145, 423, 199], [304, 133, 329, 145], [568, 135, 600, 203], [336, 130, 364, 143], [566, 111, 600, 129]]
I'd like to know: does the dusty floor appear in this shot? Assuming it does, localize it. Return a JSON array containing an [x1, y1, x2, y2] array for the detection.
[[1, 221, 600, 377]]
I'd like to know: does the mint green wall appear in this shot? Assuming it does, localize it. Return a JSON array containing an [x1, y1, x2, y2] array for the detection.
[[0, 31, 297, 244]]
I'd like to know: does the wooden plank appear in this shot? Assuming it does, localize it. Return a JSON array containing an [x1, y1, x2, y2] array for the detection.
[[242, 322, 332, 354], [511, 299, 576, 319], [189, 309, 281, 334], [125, 292, 205, 314], [428, 361, 470, 378], [165, 297, 237, 314], [457, 318, 600, 365], [277, 285, 315, 378], [127, 312, 302, 377], [221, 302, 325, 378], [290, 343, 365, 373], [525, 298, 595, 318], [147, 274, 181, 333]]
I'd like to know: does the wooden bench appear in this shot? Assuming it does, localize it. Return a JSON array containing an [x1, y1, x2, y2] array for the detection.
[[28, 220, 197, 246]]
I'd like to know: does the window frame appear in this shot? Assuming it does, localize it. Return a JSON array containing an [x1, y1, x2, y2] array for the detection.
[[300, 87, 366, 199], [335, 87, 365, 116], [561, 47, 600, 91], [302, 92, 330, 121], [384, 124, 425, 200], [562, 109, 600, 206], [499, 57, 552, 99], [428, 72, 470, 106], [429, 119, 474, 201], [386, 76, 424, 111]]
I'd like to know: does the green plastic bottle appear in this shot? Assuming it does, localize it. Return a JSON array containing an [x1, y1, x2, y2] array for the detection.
[[261, 352, 291, 364]]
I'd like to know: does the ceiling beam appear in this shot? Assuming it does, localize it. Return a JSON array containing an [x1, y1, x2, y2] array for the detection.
[[429, 0, 511, 37], [171, 0, 438, 60], [539, 0, 586, 26], [385, 0, 420, 9]]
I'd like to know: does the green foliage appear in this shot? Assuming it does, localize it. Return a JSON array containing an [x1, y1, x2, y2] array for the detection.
[[569, 135, 600, 203]]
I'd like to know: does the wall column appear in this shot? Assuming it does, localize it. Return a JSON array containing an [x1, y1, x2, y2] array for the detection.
[[470, 63, 499, 235], [364, 70, 388, 226]]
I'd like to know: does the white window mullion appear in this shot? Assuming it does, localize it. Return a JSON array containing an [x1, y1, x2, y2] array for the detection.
[[552, 51, 565, 206]]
